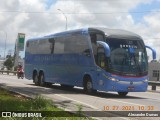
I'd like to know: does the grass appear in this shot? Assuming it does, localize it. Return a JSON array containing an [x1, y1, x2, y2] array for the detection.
[[0, 88, 91, 120]]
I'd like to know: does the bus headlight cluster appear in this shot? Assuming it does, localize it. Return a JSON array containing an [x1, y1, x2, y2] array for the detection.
[[109, 77, 119, 82], [103, 74, 119, 82]]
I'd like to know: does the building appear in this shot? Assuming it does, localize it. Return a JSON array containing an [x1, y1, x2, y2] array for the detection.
[[148, 60, 160, 81]]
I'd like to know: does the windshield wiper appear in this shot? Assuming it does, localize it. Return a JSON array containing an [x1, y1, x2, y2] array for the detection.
[[120, 55, 128, 75], [131, 54, 142, 75]]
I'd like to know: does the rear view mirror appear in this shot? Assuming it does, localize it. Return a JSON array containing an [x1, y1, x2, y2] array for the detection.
[[97, 47, 106, 68], [97, 41, 110, 57]]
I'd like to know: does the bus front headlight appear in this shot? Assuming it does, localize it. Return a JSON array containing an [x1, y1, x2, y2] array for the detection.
[[103, 74, 119, 82], [111, 78, 119, 82], [109, 77, 119, 82]]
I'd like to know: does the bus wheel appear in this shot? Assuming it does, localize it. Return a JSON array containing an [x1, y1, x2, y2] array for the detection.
[[84, 79, 94, 94], [33, 73, 39, 86], [118, 92, 128, 97], [39, 73, 45, 87]]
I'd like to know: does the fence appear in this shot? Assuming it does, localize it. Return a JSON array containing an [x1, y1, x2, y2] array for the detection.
[[0, 70, 17, 75]]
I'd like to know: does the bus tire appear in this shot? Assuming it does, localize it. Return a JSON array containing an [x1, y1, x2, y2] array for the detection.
[[39, 72, 45, 87], [84, 77, 94, 94], [118, 92, 128, 97], [33, 72, 39, 86]]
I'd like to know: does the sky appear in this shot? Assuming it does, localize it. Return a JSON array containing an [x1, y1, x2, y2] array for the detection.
[[0, 0, 160, 60]]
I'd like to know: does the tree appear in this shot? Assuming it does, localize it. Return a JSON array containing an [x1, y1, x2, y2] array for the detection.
[[3, 57, 14, 70]]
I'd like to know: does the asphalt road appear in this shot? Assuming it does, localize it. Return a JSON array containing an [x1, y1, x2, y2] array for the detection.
[[0, 74, 160, 120]]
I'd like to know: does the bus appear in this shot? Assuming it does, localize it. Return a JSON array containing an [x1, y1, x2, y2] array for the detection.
[[25, 27, 155, 96]]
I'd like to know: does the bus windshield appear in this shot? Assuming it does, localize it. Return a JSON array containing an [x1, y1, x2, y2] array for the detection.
[[106, 38, 148, 76]]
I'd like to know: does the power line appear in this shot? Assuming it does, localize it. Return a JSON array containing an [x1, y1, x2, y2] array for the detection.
[[0, 10, 160, 14], [144, 38, 160, 40], [53, 0, 160, 2]]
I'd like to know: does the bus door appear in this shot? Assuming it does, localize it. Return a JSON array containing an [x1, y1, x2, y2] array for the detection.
[[90, 32, 105, 64], [96, 43, 111, 89], [95, 46, 106, 88], [89, 32, 106, 88]]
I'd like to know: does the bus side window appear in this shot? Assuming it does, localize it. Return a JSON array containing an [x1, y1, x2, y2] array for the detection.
[[49, 38, 55, 54], [96, 34, 105, 41], [90, 34, 97, 52]]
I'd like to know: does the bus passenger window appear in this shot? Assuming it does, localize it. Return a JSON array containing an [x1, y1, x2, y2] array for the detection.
[[49, 38, 55, 54], [96, 34, 105, 41]]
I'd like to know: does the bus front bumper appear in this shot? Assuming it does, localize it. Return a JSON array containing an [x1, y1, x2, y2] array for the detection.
[[109, 80, 148, 92]]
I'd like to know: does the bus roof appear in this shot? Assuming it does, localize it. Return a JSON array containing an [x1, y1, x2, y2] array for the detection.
[[27, 27, 142, 42], [89, 27, 142, 40], [27, 28, 88, 42]]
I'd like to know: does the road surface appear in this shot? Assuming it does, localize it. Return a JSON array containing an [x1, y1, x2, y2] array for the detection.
[[0, 74, 160, 120]]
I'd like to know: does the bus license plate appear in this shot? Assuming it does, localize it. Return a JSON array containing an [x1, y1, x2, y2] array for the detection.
[[128, 86, 134, 90]]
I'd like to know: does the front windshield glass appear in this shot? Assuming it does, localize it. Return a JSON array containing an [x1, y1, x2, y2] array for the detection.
[[106, 38, 148, 76]]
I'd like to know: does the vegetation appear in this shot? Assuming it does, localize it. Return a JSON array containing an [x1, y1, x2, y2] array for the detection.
[[3, 56, 14, 70], [76, 104, 83, 116], [0, 88, 90, 120]]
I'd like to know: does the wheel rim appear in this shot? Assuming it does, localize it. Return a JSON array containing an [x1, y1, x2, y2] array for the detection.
[[86, 81, 92, 91]]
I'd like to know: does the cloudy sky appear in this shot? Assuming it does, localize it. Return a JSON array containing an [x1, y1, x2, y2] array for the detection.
[[0, 0, 159, 60]]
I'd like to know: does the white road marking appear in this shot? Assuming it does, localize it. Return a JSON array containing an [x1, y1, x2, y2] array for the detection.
[[54, 94, 129, 120], [108, 99, 145, 106], [77, 92, 146, 107], [1, 75, 160, 119], [55, 94, 99, 110]]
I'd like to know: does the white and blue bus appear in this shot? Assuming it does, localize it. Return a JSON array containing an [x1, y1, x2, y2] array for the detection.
[[25, 28, 156, 96]]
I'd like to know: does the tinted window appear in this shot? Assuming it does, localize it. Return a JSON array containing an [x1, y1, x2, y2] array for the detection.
[[54, 37, 65, 54], [38, 39, 51, 54], [26, 40, 39, 54], [26, 39, 51, 54], [64, 34, 89, 54], [107, 38, 148, 76]]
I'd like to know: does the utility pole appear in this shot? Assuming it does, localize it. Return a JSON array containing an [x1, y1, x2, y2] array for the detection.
[[0, 30, 7, 60], [57, 9, 68, 30], [14, 39, 19, 67]]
